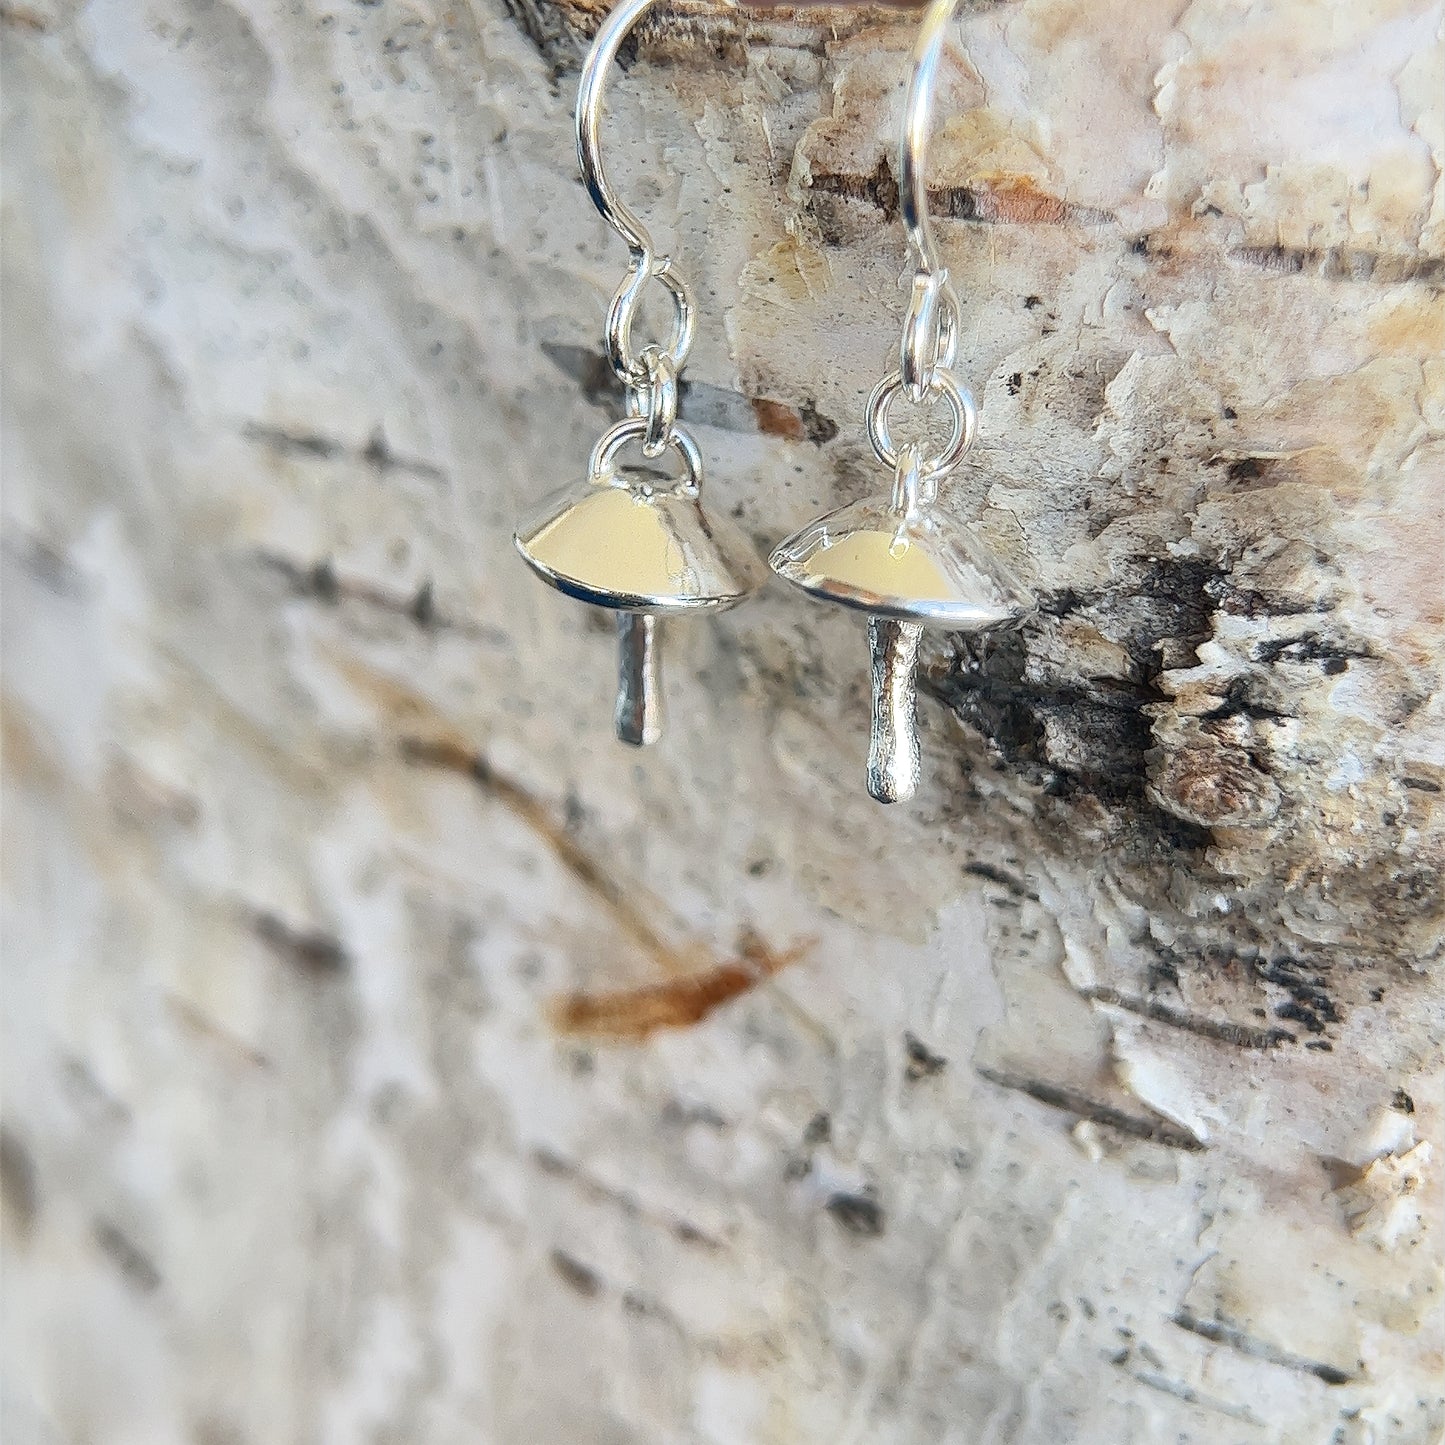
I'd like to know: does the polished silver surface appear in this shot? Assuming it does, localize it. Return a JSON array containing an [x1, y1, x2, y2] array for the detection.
[[614, 612, 662, 746], [575, 0, 655, 261], [898, 0, 964, 400], [867, 617, 924, 804], [769, 494, 1033, 628], [900, 0, 959, 284], [577, 0, 696, 390], [865, 367, 977, 482], [515, 0, 764, 746], [630, 347, 680, 457], [515, 469, 765, 615]]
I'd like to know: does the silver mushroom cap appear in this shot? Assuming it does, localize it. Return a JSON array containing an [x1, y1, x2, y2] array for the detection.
[[771, 494, 1034, 804], [516, 461, 766, 747], [516, 469, 765, 615], [769, 495, 1033, 629]]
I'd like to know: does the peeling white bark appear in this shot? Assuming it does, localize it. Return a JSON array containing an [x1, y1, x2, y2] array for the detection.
[[2, 1, 1442, 1442]]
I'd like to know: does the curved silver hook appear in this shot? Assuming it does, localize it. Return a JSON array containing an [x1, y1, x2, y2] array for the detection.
[[576, 0, 657, 262], [899, 0, 963, 282]]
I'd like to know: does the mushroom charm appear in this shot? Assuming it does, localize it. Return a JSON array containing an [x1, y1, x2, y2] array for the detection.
[[515, 419, 764, 745], [513, 0, 764, 746], [771, 432, 1032, 804], [769, 0, 1035, 803]]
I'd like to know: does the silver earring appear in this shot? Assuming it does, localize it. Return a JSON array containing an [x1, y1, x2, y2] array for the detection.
[[515, 0, 765, 746], [770, 0, 1034, 804]]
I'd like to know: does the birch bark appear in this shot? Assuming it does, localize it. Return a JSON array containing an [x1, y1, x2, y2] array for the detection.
[[2, 1, 1442, 1442]]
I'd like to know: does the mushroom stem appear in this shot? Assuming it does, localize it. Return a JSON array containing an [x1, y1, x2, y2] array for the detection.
[[614, 612, 661, 746], [866, 617, 923, 804]]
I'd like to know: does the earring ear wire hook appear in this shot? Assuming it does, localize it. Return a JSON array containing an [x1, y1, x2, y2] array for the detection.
[[899, 0, 960, 284], [575, 0, 656, 260], [576, 0, 697, 389], [898, 0, 966, 399]]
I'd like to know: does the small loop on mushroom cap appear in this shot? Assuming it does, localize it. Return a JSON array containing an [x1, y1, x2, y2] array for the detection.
[[589, 416, 704, 495], [889, 443, 934, 521]]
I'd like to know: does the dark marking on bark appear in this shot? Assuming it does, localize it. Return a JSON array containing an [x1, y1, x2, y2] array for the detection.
[[1252, 631, 1374, 672], [1275, 1000, 1327, 1033], [935, 177, 1113, 226], [803, 1111, 832, 1146], [661, 1097, 730, 1130], [977, 1067, 1205, 1150], [1222, 455, 1275, 490], [532, 1146, 725, 1251], [1081, 985, 1293, 1050], [806, 161, 1113, 230], [1255, 956, 1339, 1037], [1197, 675, 1292, 723], [410, 579, 436, 627], [0, 1128, 38, 1234], [499, 0, 584, 78], [243, 422, 342, 459], [1230, 243, 1445, 286], [94, 1219, 162, 1293], [252, 909, 349, 975], [256, 549, 501, 639], [923, 626, 1212, 854], [244, 421, 447, 484], [359, 426, 447, 485], [1171, 1309, 1357, 1385], [809, 156, 901, 222], [0, 4, 50, 30], [503, 2, 944, 87], [541, 342, 623, 410], [549, 1248, 603, 1296], [540, 341, 838, 446], [2, 532, 88, 597], [904, 1031, 948, 1080], [963, 860, 1038, 900], [825, 1189, 886, 1237], [797, 397, 840, 445], [1121, 1365, 1263, 1425]]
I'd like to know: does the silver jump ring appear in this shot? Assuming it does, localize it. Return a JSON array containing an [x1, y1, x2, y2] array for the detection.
[[589, 416, 703, 494], [626, 347, 680, 457], [606, 254, 696, 385], [866, 369, 977, 481], [900, 271, 961, 400]]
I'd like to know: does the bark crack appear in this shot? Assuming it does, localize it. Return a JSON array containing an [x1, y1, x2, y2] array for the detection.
[[1171, 1309, 1357, 1386], [977, 1067, 1206, 1151]]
